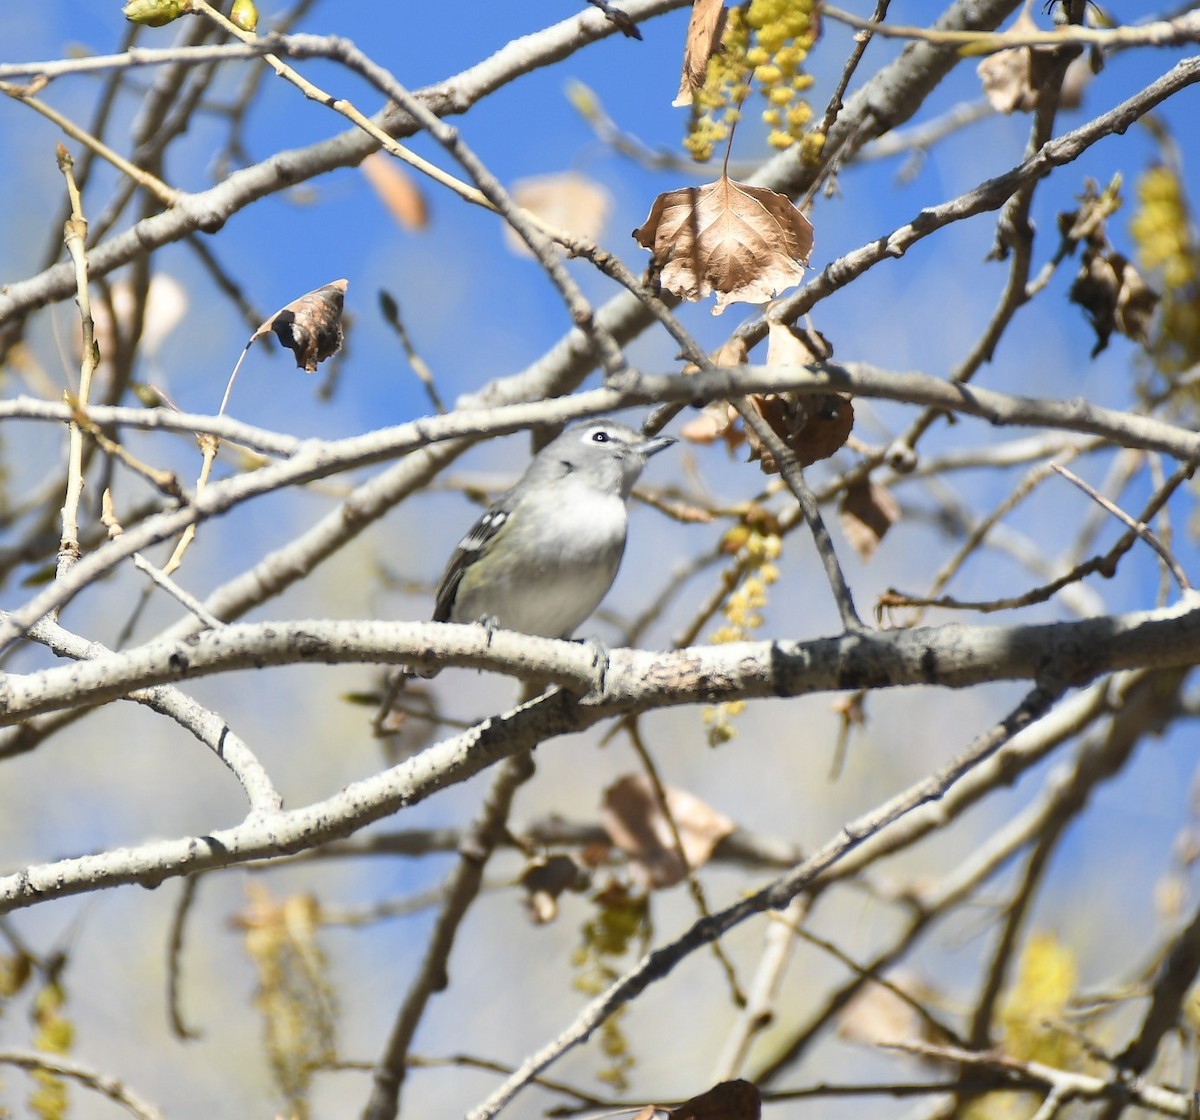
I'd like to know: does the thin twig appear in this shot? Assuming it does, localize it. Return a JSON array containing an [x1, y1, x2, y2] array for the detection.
[[324, 1051, 612, 1111], [98, 488, 226, 630], [132, 554, 228, 630], [624, 717, 746, 1006], [22, 614, 283, 811], [379, 291, 446, 414], [166, 875, 203, 1040], [363, 751, 537, 1120], [55, 147, 95, 590], [892, 1039, 1190, 1117], [819, 3, 1200, 53], [813, 0, 890, 159], [465, 682, 1065, 1120], [1, 83, 178, 206], [0, 41, 272, 82], [0, 1049, 166, 1120], [883, 459, 1198, 613], [714, 896, 810, 1079], [733, 400, 863, 631], [1051, 462, 1191, 592]]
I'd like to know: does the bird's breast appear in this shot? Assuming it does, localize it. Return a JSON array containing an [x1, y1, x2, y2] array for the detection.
[[452, 489, 628, 638]]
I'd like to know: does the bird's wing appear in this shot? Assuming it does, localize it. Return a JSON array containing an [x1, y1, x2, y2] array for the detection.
[[432, 506, 510, 623]]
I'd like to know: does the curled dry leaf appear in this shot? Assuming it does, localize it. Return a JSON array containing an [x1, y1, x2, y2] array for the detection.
[[251, 279, 349, 373], [1055, 178, 1159, 357], [600, 774, 734, 890], [1070, 247, 1159, 357], [505, 171, 612, 257], [673, 0, 727, 107], [743, 319, 850, 470], [671, 1079, 761, 1120], [839, 479, 900, 562], [1058, 176, 1122, 246], [680, 403, 739, 446], [681, 325, 850, 466], [976, 9, 1057, 115], [765, 317, 831, 368], [633, 172, 813, 314], [744, 391, 854, 471], [360, 153, 428, 232], [519, 853, 590, 924]]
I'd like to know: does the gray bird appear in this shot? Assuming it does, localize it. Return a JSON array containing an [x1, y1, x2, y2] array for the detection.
[[433, 418, 675, 639]]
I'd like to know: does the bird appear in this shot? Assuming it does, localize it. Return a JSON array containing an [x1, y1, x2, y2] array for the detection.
[[375, 418, 673, 733], [432, 417, 675, 640]]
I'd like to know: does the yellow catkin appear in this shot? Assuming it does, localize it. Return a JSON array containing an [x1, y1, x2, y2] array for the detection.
[[703, 528, 782, 744], [684, 0, 818, 160], [1131, 163, 1200, 373]]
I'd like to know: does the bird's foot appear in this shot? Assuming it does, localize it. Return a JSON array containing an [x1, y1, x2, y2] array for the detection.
[[478, 615, 500, 646], [579, 635, 610, 699]]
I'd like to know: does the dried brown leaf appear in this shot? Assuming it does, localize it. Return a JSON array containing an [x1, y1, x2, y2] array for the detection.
[[1058, 183, 1119, 247], [600, 774, 734, 889], [679, 336, 748, 449], [670, 1079, 761, 1120], [520, 853, 590, 925], [680, 402, 738, 445], [977, 9, 1055, 114], [579, 840, 612, 869], [683, 328, 846, 463], [673, 0, 727, 107], [360, 153, 428, 231], [251, 279, 349, 373], [765, 318, 830, 367], [839, 480, 900, 561], [744, 392, 854, 472], [689, 334, 750, 373], [506, 171, 612, 256], [1070, 247, 1159, 357], [1113, 260, 1160, 344], [633, 173, 813, 314]]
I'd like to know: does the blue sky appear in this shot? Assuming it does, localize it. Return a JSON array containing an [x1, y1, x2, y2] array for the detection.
[[1, 3, 1199, 1117]]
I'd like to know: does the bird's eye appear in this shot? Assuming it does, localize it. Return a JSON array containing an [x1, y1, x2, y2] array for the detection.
[[590, 430, 611, 443]]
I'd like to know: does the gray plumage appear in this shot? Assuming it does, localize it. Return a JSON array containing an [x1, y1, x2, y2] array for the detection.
[[433, 419, 674, 638]]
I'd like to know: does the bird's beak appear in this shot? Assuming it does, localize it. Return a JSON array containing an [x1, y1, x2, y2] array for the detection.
[[638, 434, 676, 458]]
